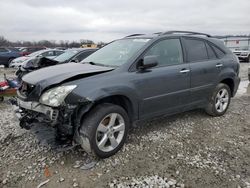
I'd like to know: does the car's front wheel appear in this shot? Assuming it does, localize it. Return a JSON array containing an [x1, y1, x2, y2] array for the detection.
[[205, 83, 231, 116], [79, 103, 130, 158]]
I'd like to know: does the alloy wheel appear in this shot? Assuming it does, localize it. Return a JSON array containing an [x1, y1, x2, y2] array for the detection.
[[215, 88, 229, 113], [96, 113, 125, 152]]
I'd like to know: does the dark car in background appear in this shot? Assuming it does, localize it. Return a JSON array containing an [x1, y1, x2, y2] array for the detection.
[[0, 47, 21, 67], [53, 48, 97, 64], [15, 48, 97, 79], [19, 46, 47, 56], [16, 31, 240, 158]]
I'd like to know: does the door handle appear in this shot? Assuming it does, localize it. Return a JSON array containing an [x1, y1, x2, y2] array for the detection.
[[180, 69, 190, 73], [216, 63, 223, 68]]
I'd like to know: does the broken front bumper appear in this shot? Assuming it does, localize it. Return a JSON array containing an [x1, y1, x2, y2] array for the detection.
[[14, 98, 93, 153], [15, 98, 75, 136], [17, 99, 59, 121]]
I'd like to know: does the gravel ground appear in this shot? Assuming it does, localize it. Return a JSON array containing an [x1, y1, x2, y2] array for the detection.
[[0, 63, 250, 188]]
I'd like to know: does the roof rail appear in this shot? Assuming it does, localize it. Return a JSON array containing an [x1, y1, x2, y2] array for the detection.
[[160, 31, 212, 37], [124, 34, 145, 38]]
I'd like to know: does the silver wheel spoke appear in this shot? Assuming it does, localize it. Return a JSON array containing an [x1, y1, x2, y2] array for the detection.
[[216, 93, 221, 99], [97, 123, 108, 133], [219, 102, 223, 111], [222, 97, 229, 103], [108, 113, 117, 127], [109, 135, 119, 149], [98, 134, 108, 149], [215, 101, 220, 109], [221, 89, 226, 98], [113, 123, 125, 132]]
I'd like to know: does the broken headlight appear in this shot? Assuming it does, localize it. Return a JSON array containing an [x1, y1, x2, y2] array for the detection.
[[39, 85, 77, 107]]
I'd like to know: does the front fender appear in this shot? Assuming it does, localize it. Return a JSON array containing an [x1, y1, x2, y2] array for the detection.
[[69, 85, 140, 120]]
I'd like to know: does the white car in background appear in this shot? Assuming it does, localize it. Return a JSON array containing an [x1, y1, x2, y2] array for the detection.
[[9, 49, 64, 68], [233, 47, 250, 62]]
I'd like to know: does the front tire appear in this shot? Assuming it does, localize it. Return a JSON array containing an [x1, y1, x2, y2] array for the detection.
[[205, 83, 231, 116], [79, 103, 130, 158]]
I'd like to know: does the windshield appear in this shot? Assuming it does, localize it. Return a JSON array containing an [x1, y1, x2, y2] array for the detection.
[[54, 50, 79, 62], [83, 38, 151, 66], [235, 46, 250, 51]]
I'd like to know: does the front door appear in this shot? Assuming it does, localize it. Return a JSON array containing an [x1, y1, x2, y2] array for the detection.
[[132, 38, 191, 119]]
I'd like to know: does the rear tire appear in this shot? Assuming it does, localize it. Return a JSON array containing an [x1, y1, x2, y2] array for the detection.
[[79, 103, 130, 158], [205, 83, 231, 116]]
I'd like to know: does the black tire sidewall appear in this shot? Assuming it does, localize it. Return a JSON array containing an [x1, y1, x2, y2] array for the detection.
[[80, 103, 130, 158]]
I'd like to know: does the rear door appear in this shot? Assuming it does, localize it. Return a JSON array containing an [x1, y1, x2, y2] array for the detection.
[[132, 38, 191, 119], [182, 37, 223, 104]]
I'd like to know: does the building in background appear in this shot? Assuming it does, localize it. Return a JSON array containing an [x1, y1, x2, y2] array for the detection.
[[220, 36, 250, 51]]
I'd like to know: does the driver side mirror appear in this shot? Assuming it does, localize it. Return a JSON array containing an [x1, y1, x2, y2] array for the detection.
[[137, 55, 158, 70]]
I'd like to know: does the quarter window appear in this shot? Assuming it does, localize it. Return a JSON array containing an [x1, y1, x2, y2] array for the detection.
[[184, 38, 208, 62], [211, 45, 225, 58], [144, 39, 183, 66], [206, 43, 217, 59]]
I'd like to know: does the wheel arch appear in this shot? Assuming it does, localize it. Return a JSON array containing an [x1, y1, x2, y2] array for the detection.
[[94, 94, 136, 122], [220, 78, 234, 96]]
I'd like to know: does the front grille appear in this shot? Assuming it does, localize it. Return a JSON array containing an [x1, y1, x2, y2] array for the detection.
[[18, 81, 35, 98], [233, 52, 241, 56]]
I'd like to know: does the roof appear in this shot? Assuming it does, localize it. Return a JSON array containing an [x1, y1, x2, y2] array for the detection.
[[124, 30, 213, 39]]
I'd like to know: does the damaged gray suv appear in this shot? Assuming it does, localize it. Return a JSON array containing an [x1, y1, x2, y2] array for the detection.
[[16, 31, 240, 158]]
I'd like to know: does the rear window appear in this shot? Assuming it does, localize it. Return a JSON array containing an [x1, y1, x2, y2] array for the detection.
[[183, 38, 208, 62]]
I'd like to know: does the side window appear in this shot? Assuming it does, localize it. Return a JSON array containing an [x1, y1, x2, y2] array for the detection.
[[55, 51, 64, 56], [28, 48, 37, 52], [42, 51, 54, 57], [144, 39, 183, 66], [22, 48, 28, 52], [184, 38, 208, 62], [211, 45, 225, 58], [76, 51, 95, 62], [205, 43, 217, 59], [0, 48, 8, 52]]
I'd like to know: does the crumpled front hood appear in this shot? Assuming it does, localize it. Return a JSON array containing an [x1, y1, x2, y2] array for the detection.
[[22, 63, 114, 93]]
